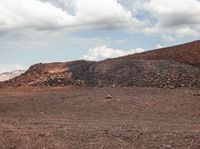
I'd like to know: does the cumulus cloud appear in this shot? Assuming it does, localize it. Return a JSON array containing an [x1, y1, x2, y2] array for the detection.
[[68, 36, 128, 47], [0, 0, 141, 33], [144, 0, 200, 27], [143, 0, 200, 38], [2, 0, 199, 40], [74, 0, 141, 29], [0, 0, 76, 31], [155, 44, 163, 49], [82, 45, 145, 61]]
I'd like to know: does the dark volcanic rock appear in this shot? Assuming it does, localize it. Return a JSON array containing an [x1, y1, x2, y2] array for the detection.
[[2, 40, 200, 88]]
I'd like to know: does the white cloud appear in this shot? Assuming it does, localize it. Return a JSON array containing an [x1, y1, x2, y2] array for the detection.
[[176, 27, 199, 38], [68, 36, 128, 47], [143, 0, 200, 38], [155, 44, 163, 49], [0, 0, 142, 33], [73, 0, 141, 29], [82, 45, 145, 61], [0, 0, 76, 31], [144, 0, 200, 27]]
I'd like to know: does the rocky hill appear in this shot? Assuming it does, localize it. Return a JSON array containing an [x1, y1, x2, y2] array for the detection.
[[2, 40, 200, 88], [123, 40, 200, 66]]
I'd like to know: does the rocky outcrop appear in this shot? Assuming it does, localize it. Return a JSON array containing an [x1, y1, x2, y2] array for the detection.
[[2, 40, 200, 88]]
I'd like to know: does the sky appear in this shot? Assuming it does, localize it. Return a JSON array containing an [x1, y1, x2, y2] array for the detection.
[[0, 0, 200, 72]]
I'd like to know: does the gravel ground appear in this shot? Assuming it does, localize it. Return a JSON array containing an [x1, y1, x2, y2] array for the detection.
[[0, 87, 200, 149]]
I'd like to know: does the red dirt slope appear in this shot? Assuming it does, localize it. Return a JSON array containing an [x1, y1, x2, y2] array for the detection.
[[123, 40, 200, 66]]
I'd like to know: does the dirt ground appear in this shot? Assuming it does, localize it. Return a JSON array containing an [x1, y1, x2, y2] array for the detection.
[[0, 87, 200, 149]]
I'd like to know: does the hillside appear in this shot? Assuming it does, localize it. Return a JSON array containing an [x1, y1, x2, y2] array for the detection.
[[2, 40, 200, 88], [123, 40, 200, 66]]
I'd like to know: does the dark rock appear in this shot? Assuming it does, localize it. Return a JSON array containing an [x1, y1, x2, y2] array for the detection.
[[2, 40, 200, 89]]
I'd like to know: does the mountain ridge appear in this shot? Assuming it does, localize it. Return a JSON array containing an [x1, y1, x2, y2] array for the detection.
[[0, 70, 25, 82], [2, 40, 200, 88]]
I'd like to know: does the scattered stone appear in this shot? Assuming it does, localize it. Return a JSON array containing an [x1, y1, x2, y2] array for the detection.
[[193, 93, 200, 96], [9, 145, 16, 149], [106, 95, 112, 99], [38, 133, 46, 137]]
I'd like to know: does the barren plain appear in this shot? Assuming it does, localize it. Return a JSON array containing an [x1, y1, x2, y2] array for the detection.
[[0, 87, 200, 149]]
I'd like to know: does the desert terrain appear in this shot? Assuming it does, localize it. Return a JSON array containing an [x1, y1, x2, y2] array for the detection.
[[1, 1, 200, 148], [1, 41, 200, 148], [0, 87, 200, 149]]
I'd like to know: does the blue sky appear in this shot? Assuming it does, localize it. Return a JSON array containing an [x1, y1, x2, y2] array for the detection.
[[0, 0, 199, 72]]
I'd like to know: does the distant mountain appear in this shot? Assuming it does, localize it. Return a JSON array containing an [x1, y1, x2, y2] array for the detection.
[[0, 70, 25, 82], [2, 40, 200, 88]]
